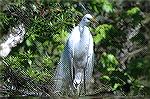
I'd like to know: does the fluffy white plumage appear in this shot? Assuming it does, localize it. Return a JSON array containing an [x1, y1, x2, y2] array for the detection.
[[53, 14, 94, 95]]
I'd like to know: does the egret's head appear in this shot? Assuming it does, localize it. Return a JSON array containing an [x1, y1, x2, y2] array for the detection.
[[83, 14, 93, 23], [80, 14, 95, 26]]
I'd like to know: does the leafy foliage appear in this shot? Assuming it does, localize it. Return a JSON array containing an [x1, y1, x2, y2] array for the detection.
[[0, 0, 150, 97]]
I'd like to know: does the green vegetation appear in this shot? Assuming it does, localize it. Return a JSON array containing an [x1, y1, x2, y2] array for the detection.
[[0, 0, 150, 97]]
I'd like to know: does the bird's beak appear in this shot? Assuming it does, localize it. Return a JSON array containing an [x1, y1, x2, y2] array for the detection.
[[91, 17, 98, 24]]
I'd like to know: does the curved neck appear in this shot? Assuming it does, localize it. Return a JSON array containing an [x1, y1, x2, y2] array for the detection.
[[79, 25, 84, 38], [79, 19, 87, 27]]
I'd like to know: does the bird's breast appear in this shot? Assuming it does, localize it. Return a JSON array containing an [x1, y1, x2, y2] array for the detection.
[[73, 36, 90, 68], [70, 26, 92, 67]]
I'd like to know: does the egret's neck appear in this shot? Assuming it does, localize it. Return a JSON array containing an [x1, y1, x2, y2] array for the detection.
[[79, 21, 85, 36], [79, 25, 84, 38], [78, 26, 90, 44], [79, 19, 87, 27]]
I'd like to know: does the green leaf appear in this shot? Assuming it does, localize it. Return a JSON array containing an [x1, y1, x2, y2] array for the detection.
[[53, 34, 60, 42], [112, 83, 121, 91], [107, 67, 115, 72], [60, 30, 68, 42], [28, 59, 32, 66], [102, 3, 113, 13], [100, 52, 118, 73], [107, 54, 118, 65], [102, 75, 111, 81], [26, 39, 32, 46], [94, 33, 105, 44], [93, 5, 99, 13], [127, 7, 141, 16], [43, 40, 49, 46], [94, 24, 113, 44]]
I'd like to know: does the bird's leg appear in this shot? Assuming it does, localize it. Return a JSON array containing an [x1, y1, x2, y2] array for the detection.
[[71, 57, 74, 81], [84, 55, 90, 95], [83, 66, 86, 95], [73, 80, 81, 96], [70, 48, 74, 94], [71, 57, 75, 94], [72, 47, 74, 81], [73, 71, 84, 96]]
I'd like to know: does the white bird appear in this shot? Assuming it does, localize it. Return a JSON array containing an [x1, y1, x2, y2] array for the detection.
[[53, 14, 94, 96]]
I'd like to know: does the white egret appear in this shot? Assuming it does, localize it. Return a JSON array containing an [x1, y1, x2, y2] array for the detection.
[[53, 14, 94, 96]]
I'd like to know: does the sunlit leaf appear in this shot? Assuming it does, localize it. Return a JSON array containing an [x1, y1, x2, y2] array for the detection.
[[127, 7, 141, 16], [94, 24, 113, 44], [26, 39, 32, 46], [112, 83, 121, 91], [28, 59, 32, 65], [101, 75, 111, 81], [102, 3, 113, 13]]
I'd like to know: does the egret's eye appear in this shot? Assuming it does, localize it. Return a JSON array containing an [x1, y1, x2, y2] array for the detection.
[[87, 18, 90, 20]]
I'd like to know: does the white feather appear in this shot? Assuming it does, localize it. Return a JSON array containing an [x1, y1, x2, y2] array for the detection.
[[53, 14, 94, 95]]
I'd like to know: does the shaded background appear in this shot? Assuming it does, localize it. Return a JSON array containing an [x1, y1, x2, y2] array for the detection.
[[0, 0, 150, 97]]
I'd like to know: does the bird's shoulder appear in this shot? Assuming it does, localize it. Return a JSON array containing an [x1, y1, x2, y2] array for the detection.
[[71, 26, 80, 33], [68, 26, 80, 40], [84, 26, 89, 30], [83, 26, 90, 33]]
